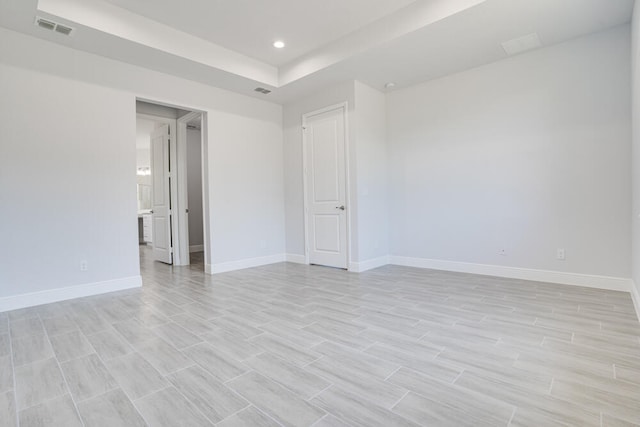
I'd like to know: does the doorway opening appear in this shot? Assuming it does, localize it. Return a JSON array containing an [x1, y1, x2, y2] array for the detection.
[[135, 99, 206, 271]]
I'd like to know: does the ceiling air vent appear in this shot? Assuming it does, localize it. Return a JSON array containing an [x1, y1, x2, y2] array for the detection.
[[254, 87, 272, 95], [501, 33, 541, 56], [55, 24, 74, 36], [36, 17, 56, 31], [34, 16, 75, 36]]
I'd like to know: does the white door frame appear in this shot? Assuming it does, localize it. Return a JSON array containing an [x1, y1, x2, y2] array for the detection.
[[175, 111, 203, 266], [302, 102, 353, 270], [136, 97, 210, 275]]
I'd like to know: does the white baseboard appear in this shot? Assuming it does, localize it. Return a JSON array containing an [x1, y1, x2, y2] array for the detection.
[[0, 276, 142, 313], [189, 245, 204, 253], [349, 256, 391, 273], [208, 254, 286, 275], [389, 256, 632, 292], [285, 254, 306, 264], [631, 281, 640, 322]]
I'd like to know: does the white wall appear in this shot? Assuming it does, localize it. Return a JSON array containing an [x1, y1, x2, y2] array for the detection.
[[136, 117, 154, 170], [387, 26, 632, 279], [353, 82, 389, 264], [632, 1, 640, 302], [187, 128, 204, 248], [0, 27, 284, 308], [0, 64, 140, 300]]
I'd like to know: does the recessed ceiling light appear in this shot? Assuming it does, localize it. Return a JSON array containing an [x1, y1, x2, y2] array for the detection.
[[273, 40, 285, 49]]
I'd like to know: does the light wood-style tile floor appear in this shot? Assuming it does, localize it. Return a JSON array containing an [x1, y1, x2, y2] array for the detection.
[[1, 247, 639, 426]]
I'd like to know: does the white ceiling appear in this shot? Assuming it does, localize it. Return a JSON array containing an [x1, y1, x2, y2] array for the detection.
[[0, 0, 634, 103], [101, 0, 417, 66]]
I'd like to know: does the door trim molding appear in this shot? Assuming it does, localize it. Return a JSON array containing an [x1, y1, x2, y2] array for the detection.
[[175, 111, 203, 266], [302, 102, 352, 269]]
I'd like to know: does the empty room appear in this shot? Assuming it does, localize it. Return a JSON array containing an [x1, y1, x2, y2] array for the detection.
[[1, 0, 640, 426]]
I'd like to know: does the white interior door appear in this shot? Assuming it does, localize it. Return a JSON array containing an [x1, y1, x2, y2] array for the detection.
[[304, 106, 348, 269], [151, 124, 173, 264]]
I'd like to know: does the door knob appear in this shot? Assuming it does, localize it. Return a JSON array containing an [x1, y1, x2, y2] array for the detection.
[[336, 205, 345, 211]]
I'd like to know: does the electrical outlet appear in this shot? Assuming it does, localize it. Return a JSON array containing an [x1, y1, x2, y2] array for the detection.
[[556, 248, 566, 261], [80, 260, 88, 271]]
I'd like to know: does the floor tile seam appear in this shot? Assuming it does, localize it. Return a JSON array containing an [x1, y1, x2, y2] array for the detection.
[[388, 386, 515, 426], [88, 348, 153, 425], [388, 389, 410, 411], [302, 354, 324, 368], [7, 320, 19, 427], [168, 364, 253, 410], [546, 390, 639, 424], [238, 361, 337, 402], [212, 402, 255, 426], [539, 340, 639, 369], [383, 365, 403, 381], [130, 384, 172, 403], [76, 374, 124, 401], [162, 376, 222, 426], [246, 403, 287, 427], [303, 383, 334, 403], [506, 406, 517, 426], [52, 346, 99, 365], [453, 369, 522, 411], [8, 328, 47, 342], [40, 327, 86, 427], [359, 340, 379, 352], [12, 390, 81, 413], [222, 369, 255, 386], [310, 382, 414, 424], [160, 362, 199, 378], [308, 413, 330, 427], [43, 325, 82, 339], [128, 385, 172, 427]]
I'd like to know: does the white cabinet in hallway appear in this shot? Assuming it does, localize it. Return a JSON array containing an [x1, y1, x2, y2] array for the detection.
[[142, 213, 152, 243]]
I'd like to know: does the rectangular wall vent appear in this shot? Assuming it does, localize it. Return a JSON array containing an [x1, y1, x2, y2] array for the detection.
[[34, 16, 75, 36]]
